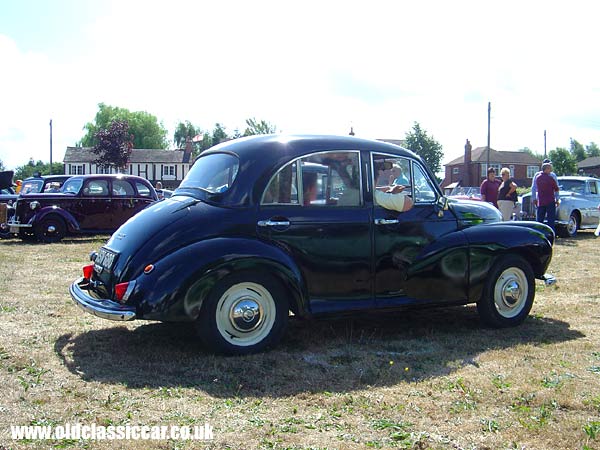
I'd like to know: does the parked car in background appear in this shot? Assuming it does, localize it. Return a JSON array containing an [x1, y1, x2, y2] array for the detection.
[[0, 171, 17, 206], [70, 135, 556, 355], [0, 171, 17, 238], [20, 174, 72, 194], [521, 176, 600, 237], [447, 186, 482, 201], [5, 174, 158, 242]]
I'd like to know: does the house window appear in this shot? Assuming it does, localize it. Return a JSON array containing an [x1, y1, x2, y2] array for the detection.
[[452, 167, 459, 175], [527, 165, 538, 178], [481, 164, 501, 177], [163, 165, 176, 180], [69, 164, 84, 175]]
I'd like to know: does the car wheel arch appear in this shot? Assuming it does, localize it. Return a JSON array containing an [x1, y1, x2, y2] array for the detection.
[[34, 206, 79, 232]]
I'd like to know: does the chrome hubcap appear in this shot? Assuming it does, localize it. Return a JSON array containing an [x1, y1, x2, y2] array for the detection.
[[230, 298, 262, 332], [494, 267, 528, 318], [47, 225, 56, 233], [215, 282, 276, 347]]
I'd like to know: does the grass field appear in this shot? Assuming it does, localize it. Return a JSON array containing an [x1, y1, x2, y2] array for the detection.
[[0, 232, 599, 449]]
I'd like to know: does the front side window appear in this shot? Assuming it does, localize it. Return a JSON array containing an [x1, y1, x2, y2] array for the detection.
[[62, 178, 83, 194], [262, 151, 361, 207], [412, 163, 437, 203], [83, 180, 109, 197], [179, 153, 239, 194], [136, 182, 151, 197]]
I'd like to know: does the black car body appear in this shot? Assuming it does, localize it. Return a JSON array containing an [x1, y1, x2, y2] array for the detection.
[[70, 135, 556, 354], [7, 174, 158, 242]]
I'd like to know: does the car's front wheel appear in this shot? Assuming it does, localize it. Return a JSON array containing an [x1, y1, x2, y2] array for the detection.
[[34, 215, 66, 243], [196, 272, 289, 355], [477, 255, 535, 327], [558, 212, 579, 238]]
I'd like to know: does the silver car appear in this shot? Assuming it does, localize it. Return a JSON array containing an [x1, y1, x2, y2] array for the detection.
[[521, 176, 600, 237]]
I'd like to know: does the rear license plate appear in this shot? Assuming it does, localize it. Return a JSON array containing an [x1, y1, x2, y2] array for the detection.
[[95, 248, 118, 272]]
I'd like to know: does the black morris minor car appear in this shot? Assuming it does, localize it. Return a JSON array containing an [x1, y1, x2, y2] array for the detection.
[[6, 174, 157, 242], [70, 135, 556, 354]]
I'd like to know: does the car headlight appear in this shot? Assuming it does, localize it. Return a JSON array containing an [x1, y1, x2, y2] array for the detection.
[[30, 201, 40, 210]]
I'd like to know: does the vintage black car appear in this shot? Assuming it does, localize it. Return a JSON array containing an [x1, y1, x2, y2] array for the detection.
[[6, 174, 158, 242], [70, 135, 556, 354]]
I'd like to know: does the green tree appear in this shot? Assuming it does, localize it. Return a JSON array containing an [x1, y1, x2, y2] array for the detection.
[[211, 123, 228, 146], [173, 121, 200, 148], [548, 147, 577, 175], [14, 161, 64, 180], [0, 159, 5, 171], [79, 103, 168, 149], [404, 122, 443, 173], [243, 118, 277, 136], [570, 138, 586, 162], [92, 120, 134, 170], [586, 142, 600, 158], [518, 147, 544, 160]]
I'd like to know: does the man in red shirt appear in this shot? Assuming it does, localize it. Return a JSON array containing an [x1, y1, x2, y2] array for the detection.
[[480, 167, 501, 208], [535, 162, 559, 231]]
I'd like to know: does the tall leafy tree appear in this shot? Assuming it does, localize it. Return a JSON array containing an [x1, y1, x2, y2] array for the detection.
[[173, 121, 200, 148], [211, 123, 228, 146], [404, 122, 443, 173], [243, 118, 277, 136], [14, 161, 64, 180], [92, 120, 134, 170], [586, 142, 600, 158], [569, 138, 586, 162], [548, 147, 577, 175], [79, 103, 168, 149]]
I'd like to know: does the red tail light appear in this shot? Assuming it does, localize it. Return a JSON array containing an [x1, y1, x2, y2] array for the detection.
[[114, 280, 136, 303], [115, 282, 129, 301], [82, 264, 94, 280]]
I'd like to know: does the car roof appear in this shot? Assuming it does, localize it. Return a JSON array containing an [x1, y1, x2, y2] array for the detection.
[[558, 176, 598, 182], [195, 134, 428, 206], [65, 174, 152, 183]]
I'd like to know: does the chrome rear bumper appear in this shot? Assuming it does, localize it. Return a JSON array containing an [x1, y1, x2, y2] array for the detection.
[[70, 277, 136, 321]]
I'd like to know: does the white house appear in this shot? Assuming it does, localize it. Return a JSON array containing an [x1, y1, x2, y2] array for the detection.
[[63, 143, 194, 189]]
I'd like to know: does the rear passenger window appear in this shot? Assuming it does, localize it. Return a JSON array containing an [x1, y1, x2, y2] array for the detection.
[[112, 180, 135, 196]]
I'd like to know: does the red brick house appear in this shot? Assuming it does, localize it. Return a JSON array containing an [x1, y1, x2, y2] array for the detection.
[[577, 156, 600, 177], [441, 140, 542, 191]]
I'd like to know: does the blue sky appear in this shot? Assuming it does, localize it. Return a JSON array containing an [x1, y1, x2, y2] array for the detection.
[[1, 0, 599, 171]]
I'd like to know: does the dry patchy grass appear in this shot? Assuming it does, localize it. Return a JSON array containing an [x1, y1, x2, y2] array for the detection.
[[0, 233, 599, 449]]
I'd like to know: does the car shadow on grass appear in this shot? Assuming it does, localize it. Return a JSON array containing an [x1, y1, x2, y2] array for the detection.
[[54, 305, 584, 398]]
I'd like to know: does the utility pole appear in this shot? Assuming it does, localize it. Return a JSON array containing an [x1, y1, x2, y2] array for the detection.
[[544, 130, 547, 158], [486, 102, 491, 171], [49, 119, 53, 175]]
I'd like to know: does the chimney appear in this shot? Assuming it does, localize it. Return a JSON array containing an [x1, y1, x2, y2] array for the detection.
[[464, 139, 472, 186], [183, 137, 193, 163]]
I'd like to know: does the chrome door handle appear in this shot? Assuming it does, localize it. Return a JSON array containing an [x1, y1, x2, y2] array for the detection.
[[257, 220, 291, 227], [374, 218, 399, 225]]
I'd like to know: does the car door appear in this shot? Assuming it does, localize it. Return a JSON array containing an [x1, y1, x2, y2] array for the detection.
[[583, 180, 600, 227], [371, 153, 468, 308], [110, 178, 141, 229], [77, 179, 112, 231], [256, 150, 373, 314]]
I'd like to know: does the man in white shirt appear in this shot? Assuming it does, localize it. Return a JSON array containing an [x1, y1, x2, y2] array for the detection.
[[374, 184, 413, 212]]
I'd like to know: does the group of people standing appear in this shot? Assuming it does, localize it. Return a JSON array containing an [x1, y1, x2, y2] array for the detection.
[[480, 166, 518, 221], [480, 159, 560, 229]]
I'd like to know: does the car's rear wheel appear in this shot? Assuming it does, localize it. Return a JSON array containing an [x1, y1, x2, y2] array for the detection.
[[196, 272, 289, 355], [35, 215, 66, 243], [477, 255, 534, 327]]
